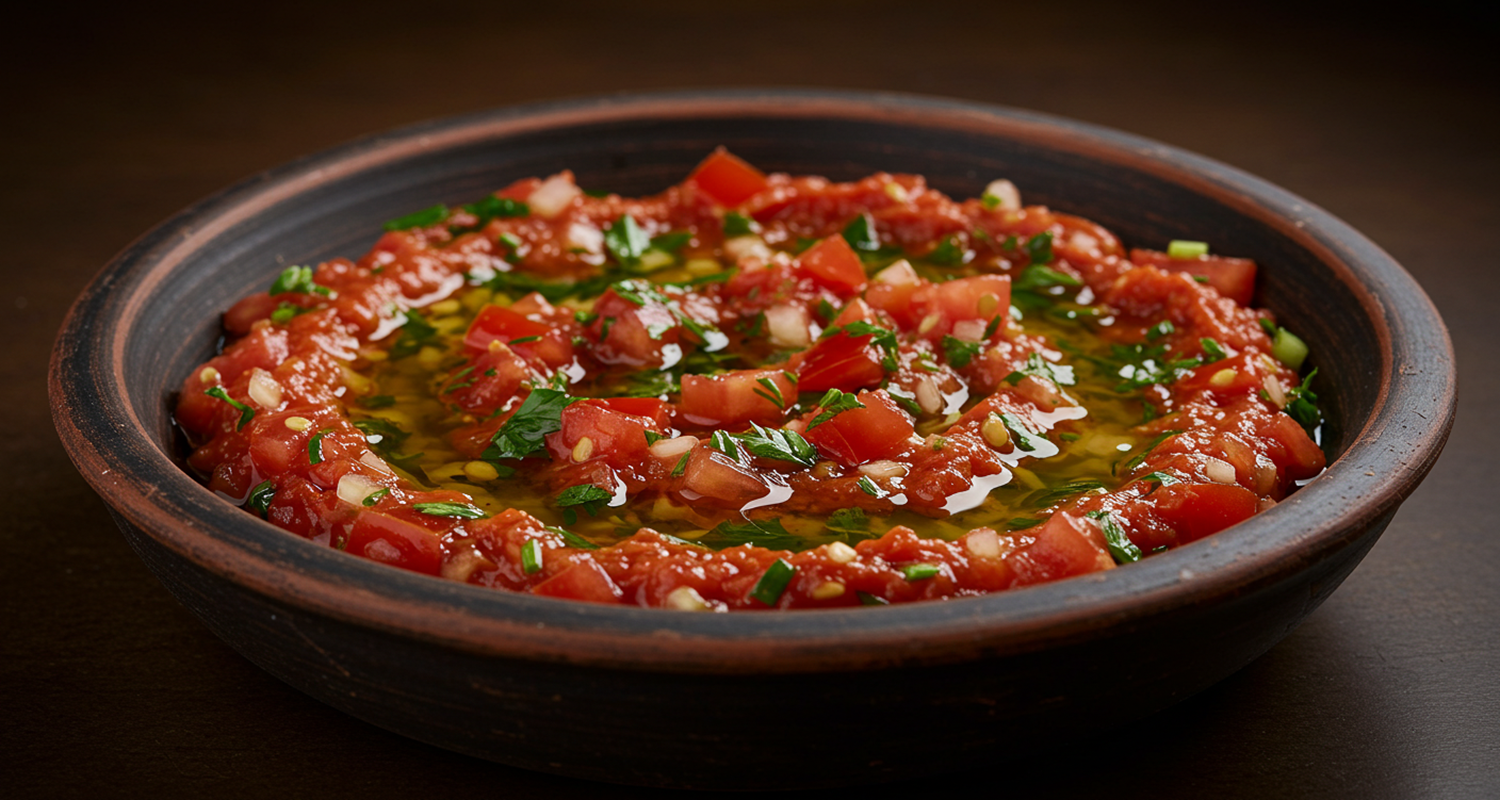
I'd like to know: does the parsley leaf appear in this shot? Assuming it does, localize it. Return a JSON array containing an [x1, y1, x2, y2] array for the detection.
[[1285, 368, 1323, 435], [1118, 430, 1184, 474], [245, 480, 275, 517], [545, 525, 600, 550], [1013, 263, 1079, 291], [723, 211, 758, 237], [556, 483, 612, 524], [389, 311, 438, 359], [604, 214, 651, 266], [1200, 337, 1228, 362], [383, 204, 449, 231], [1026, 479, 1106, 509], [1024, 231, 1054, 265], [203, 386, 255, 430], [1087, 509, 1142, 564], [857, 476, 887, 497], [927, 236, 966, 266], [842, 212, 881, 252], [942, 335, 984, 368], [414, 501, 489, 519], [712, 518, 799, 550], [825, 507, 870, 537], [1003, 352, 1076, 387], [823, 320, 899, 371], [462, 195, 528, 224], [806, 389, 865, 430], [731, 423, 819, 467], [999, 412, 1046, 452], [483, 389, 574, 461]]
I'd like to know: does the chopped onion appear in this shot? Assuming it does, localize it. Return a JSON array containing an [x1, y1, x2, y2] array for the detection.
[[665, 585, 710, 611], [858, 460, 908, 479], [247, 368, 283, 410], [565, 221, 603, 254], [825, 541, 858, 564], [983, 179, 1021, 210], [874, 259, 920, 285], [965, 528, 1001, 559], [360, 451, 393, 474], [765, 303, 812, 348], [951, 319, 987, 342], [336, 473, 382, 506], [649, 435, 697, 458], [915, 378, 943, 414], [1262, 374, 1288, 408], [1203, 457, 1238, 485], [723, 235, 772, 262], [527, 174, 581, 219]]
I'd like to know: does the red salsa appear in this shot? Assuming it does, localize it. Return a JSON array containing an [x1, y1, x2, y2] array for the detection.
[[175, 150, 1326, 610]]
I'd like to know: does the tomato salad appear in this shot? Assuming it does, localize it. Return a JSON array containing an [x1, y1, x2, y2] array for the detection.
[[176, 149, 1326, 610]]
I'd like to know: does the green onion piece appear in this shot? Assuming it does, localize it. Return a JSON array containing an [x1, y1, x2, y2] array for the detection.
[[1271, 328, 1309, 371], [245, 480, 275, 517], [203, 386, 255, 430], [383, 204, 449, 232], [413, 501, 488, 519], [1167, 240, 1209, 259], [545, 525, 600, 551], [750, 558, 796, 606], [1200, 338, 1228, 362], [307, 428, 333, 465], [901, 563, 941, 581], [521, 539, 543, 575]]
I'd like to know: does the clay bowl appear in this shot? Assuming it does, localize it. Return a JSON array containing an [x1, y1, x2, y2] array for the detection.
[[50, 90, 1454, 790]]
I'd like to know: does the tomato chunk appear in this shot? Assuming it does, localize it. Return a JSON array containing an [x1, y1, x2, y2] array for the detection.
[[547, 400, 664, 468], [796, 235, 867, 294], [1154, 483, 1258, 543], [802, 390, 915, 466], [346, 510, 443, 575], [1007, 512, 1113, 585], [1130, 248, 1257, 306], [688, 148, 769, 207], [532, 559, 624, 604], [910, 274, 1010, 340], [680, 369, 797, 427], [797, 331, 887, 393]]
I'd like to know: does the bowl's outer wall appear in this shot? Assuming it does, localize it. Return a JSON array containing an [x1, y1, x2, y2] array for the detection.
[[52, 92, 1455, 788], [113, 507, 1392, 789]]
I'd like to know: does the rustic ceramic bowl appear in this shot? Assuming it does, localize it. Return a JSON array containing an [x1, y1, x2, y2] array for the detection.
[[50, 90, 1454, 790]]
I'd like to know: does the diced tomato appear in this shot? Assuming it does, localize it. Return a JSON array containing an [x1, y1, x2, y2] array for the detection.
[[864, 280, 922, 325], [909, 274, 1010, 340], [223, 292, 281, 336], [531, 560, 624, 604], [1262, 414, 1327, 480], [1130, 248, 1257, 306], [688, 148, 769, 208], [1007, 512, 1113, 585], [795, 235, 867, 294], [797, 331, 887, 393], [591, 288, 681, 367], [802, 390, 916, 466], [442, 346, 534, 414], [463, 304, 575, 367], [680, 369, 797, 427], [346, 510, 444, 575], [546, 400, 663, 468], [1153, 483, 1258, 543], [679, 446, 770, 506], [593, 397, 673, 429]]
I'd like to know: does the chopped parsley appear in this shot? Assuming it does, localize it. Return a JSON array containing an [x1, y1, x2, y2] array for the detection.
[[842, 213, 881, 253], [203, 386, 255, 430], [383, 204, 448, 232], [942, 335, 984, 368], [462, 195, 528, 225], [245, 480, 275, 517], [722, 211, 757, 237], [650, 230, 693, 252], [604, 214, 651, 266], [825, 507, 870, 537], [414, 501, 488, 519], [1003, 352, 1076, 387], [1285, 368, 1322, 435], [822, 320, 899, 371], [1087, 509, 1142, 564], [1024, 231, 1054, 265], [856, 476, 886, 498], [483, 389, 575, 461], [727, 423, 819, 467], [389, 311, 439, 359], [1200, 338, 1228, 362], [361, 487, 391, 507], [750, 558, 796, 606], [556, 483, 612, 524], [806, 389, 865, 430], [307, 428, 333, 465], [545, 525, 600, 550], [927, 236, 966, 266]]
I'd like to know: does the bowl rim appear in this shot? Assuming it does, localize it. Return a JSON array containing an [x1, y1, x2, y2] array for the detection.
[[49, 88, 1456, 674]]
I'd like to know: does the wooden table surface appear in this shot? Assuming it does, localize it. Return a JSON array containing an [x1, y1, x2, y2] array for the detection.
[[5, 2, 1496, 797]]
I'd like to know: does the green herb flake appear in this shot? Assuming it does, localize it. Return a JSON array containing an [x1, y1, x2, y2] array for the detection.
[[203, 386, 255, 430], [1087, 509, 1142, 564], [307, 428, 334, 465], [650, 230, 692, 252], [604, 214, 651, 266], [999, 412, 1046, 452], [722, 211, 757, 237], [825, 507, 870, 536], [545, 525, 600, 551], [414, 501, 489, 519], [1003, 352, 1076, 387], [1200, 338, 1229, 362], [521, 539, 544, 575], [268, 265, 331, 296], [1120, 430, 1185, 474], [390, 311, 439, 359], [671, 451, 691, 477], [857, 590, 889, 606], [901, 563, 941, 581], [806, 389, 866, 430], [361, 394, 396, 409], [841, 212, 881, 253], [753, 377, 785, 408], [1284, 368, 1323, 435], [1138, 471, 1181, 487], [824, 320, 899, 371], [463, 195, 529, 224], [361, 487, 391, 507], [383, 204, 449, 232], [730, 423, 819, 467], [856, 476, 886, 498], [245, 480, 275, 517], [1013, 263, 1079, 292], [483, 389, 575, 461], [927, 236, 966, 266], [749, 558, 796, 606], [1024, 231, 1054, 265], [942, 335, 984, 368], [1146, 320, 1176, 341]]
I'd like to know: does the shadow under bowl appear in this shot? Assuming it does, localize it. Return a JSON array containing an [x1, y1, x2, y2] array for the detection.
[[49, 89, 1454, 790]]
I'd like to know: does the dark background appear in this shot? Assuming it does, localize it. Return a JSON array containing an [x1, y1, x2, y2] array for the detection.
[[5, 2, 1497, 797]]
